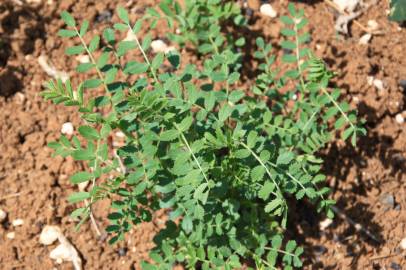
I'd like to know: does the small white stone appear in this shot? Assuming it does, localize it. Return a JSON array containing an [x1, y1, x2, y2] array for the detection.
[[0, 209, 7, 222], [40, 225, 62, 245], [50, 241, 82, 270], [12, 219, 24, 227], [367, 20, 379, 31], [78, 181, 89, 192], [358, 33, 372, 45], [115, 131, 125, 138], [6, 232, 15, 239], [399, 238, 406, 250], [260, 4, 277, 18], [15, 92, 26, 104], [124, 30, 136, 41], [333, 0, 359, 12], [319, 218, 333, 230], [61, 122, 74, 135], [75, 55, 90, 63], [373, 79, 385, 91], [151, 39, 175, 54], [367, 76, 374, 86], [395, 113, 404, 124]]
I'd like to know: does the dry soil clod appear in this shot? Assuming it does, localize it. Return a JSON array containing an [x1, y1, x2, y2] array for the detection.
[[40, 225, 82, 270]]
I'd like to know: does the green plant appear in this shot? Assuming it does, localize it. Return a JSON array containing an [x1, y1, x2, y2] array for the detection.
[[41, 3, 365, 269], [147, 0, 246, 55], [389, 0, 406, 22]]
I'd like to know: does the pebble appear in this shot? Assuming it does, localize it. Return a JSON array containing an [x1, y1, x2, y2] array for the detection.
[[15, 92, 26, 104], [50, 241, 82, 270], [313, 245, 327, 255], [6, 232, 15, 239], [76, 55, 90, 63], [0, 209, 7, 222], [391, 262, 402, 270], [96, 10, 113, 23], [260, 4, 277, 18], [373, 79, 385, 91], [319, 218, 333, 230], [61, 122, 74, 135], [380, 193, 395, 210], [367, 20, 379, 31], [78, 181, 89, 192], [12, 219, 24, 227], [367, 76, 374, 86], [399, 79, 406, 91], [399, 237, 406, 250], [40, 225, 62, 245], [118, 247, 127, 256], [150, 39, 175, 54], [124, 30, 136, 42], [26, 0, 42, 4], [395, 113, 404, 124], [359, 33, 372, 45], [333, 0, 359, 12], [115, 131, 125, 138]]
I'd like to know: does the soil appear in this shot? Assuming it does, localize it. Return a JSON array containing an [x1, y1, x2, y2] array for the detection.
[[0, 0, 405, 269]]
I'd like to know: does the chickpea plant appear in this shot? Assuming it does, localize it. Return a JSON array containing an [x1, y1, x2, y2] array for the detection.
[[42, 3, 365, 269]]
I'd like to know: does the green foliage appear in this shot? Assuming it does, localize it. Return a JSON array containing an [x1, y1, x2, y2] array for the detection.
[[147, 0, 246, 56], [42, 3, 364, 269], [389, 0, 406, 22]]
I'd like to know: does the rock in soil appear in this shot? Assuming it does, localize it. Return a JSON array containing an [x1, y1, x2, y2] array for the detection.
[[380, 193, 395, 210], [260, 4, 277, 18], [399, 238, 406, 250], [391, 262, 402, 270], [6, 232, 15, 239], [0, 209, 7, 222], [12, 219, 24, 227], [40, 225, 62, 245]]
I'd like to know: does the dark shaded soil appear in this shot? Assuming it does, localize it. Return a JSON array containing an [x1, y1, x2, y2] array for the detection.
[[0, 0, 405, 269]]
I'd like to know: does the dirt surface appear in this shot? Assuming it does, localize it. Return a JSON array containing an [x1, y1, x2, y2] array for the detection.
[[0, 0, 405, 269]]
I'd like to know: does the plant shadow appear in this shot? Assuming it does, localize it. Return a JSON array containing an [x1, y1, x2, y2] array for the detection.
[[286, 99, 405, 268]]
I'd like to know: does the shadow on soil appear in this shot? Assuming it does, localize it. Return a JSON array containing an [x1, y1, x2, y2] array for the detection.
[[0, 1, 46, 97], [288, 100, 405, 269]]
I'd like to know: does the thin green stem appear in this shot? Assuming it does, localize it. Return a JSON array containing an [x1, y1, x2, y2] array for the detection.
[[320, 87, 355, 131], [174, 124, 210, 184], [293, 21, 306, 96], [267, 161, 307, 193], [264, 246, 297, 257], [74, 27, 115, 112], [126, 23, 160, 83], [208, 36, 219, 55]]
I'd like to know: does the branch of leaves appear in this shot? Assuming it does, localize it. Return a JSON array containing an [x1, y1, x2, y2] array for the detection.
[[41, 79, 84, 106], [280, 4, 310, 81]]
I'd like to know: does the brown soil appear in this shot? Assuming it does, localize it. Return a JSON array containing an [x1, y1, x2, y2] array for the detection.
[[0, 0, 405, 269]]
